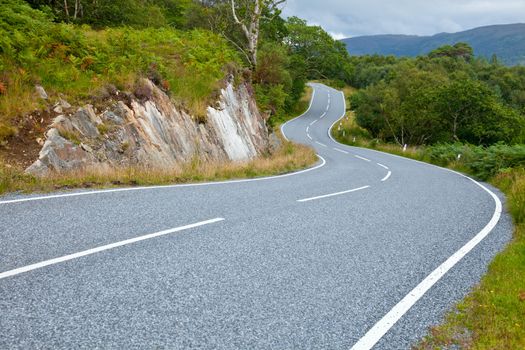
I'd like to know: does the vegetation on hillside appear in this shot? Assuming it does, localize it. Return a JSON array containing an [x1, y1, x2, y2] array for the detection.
[[348, 45, 525, 146], [341, 23, 525, 66]]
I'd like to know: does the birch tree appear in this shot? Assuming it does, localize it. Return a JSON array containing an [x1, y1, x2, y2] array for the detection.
[[229, 0, 285, 68]]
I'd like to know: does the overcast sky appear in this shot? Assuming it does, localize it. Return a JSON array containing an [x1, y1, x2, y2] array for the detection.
[[281, 0, 525, 39]]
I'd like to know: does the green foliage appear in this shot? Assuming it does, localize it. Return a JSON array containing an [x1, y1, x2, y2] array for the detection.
[[0, 0, 240, 136], [428, 42, 474, 61], [26, 0, 194, 29], [285, 16, 353, 84], [348, 46, 525, 146]]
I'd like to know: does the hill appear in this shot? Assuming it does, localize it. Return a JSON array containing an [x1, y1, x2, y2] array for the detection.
[[341, 23, 525, 66]]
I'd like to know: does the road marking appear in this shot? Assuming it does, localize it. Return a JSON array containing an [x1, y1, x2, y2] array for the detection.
[[350, 182, 502, 350], [281, 87, 316, 142], [310, 120, 318, 126], [320, 112, 327, 119], [355, 155, 371, 162], [0, 156, 327, 205], [306, 126, 310, 133], [307, 134, 313, 140], [377, 163, 389, 170], [0, 218, 225, 280], [381, 171, 392, 182], [326, 89, 505, 350], [333, 148, 349, 154], [297, 186, 370, 203], [316, 141, 327, 147]]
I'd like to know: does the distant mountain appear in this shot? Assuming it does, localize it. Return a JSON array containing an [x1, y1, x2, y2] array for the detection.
[[341, 23, 525, 66]]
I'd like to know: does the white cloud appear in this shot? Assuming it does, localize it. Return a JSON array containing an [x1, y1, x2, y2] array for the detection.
[[281, 0, 525, 37]]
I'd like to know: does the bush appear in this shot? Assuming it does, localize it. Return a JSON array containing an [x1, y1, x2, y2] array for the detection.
[[423, 143, 525, 180]]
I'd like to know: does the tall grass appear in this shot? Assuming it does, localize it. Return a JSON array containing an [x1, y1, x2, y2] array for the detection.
[[0, 142, 317, 196]]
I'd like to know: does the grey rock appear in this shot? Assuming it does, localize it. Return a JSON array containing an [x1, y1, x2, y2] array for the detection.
[[26, 79, 270, 175], [35, 85, 48, 100]]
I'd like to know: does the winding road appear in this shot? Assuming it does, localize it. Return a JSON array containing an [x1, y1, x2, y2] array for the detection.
[[0, 83, 513, 349]]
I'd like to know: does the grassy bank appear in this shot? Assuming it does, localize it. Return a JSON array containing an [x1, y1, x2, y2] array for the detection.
[[333, 104, 525, 349], [0, 1, 241, 142], [0, 141, 317, 196]]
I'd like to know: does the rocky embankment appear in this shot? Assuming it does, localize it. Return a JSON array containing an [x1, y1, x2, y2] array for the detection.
[[26, 79, 273, 175]]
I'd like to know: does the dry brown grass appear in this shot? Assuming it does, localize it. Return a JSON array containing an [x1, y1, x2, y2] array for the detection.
[[0, 141, 317, 196]]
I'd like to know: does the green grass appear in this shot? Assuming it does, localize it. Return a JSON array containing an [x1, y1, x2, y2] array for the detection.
[[0, 0, 241, 140], [333, 93, 525, 349], [268, 85, 313, 128]]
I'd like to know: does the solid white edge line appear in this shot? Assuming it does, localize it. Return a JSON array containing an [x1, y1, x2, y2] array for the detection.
[[351, 185, 502, 350], [377, 163, 389, 170], [0, 156, 327, 205], [0, 218, 225, 280], [316, 141, 327, 147], [1, 86, 329, 206], [355, 155, 371, 162], [325, 89, 504, 350], [297, 186, 370, 203], [333, 148, 349, 154], [381, 171, 392, 182]]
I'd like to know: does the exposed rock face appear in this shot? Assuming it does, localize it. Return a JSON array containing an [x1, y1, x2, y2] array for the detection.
[[26, 79, 271, 175]]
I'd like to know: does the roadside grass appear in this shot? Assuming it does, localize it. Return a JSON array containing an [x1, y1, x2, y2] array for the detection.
[[0, 141, 317, 196], [268, 85, 313, 128], [333, 92, 525, 349]]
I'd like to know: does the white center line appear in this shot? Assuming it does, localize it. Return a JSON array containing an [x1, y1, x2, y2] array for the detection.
[[376, 163, 389, 170], [306, 126, 310, 133], [0, 218, 225, 280], [381, 171, 392, 182], [333, 148, 349, 154], [310, 120, 318, 126], [297, 186, 370, 203], [316, 141, 327, 147], [355, 155, 372, 162], [307, 134, 313, 140], [320, 112, 327, 119]]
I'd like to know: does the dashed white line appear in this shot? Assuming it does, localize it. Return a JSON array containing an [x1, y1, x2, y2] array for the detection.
[[0, 218, 225, 280], [297, 186, 370, 203], [381, 171, 392, 182], [333, 148, 349, 154], [377, 163, 389, 170], [316, 141, 327, 147], [355, 155, 371, 162], [310, 120, 318, 126], [307, 134, 313, 140], [306, 126, 310, 133], [320, 112, 327, 119]]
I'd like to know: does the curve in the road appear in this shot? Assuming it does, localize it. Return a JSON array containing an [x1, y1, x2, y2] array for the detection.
[[0, 83, 511, 350]]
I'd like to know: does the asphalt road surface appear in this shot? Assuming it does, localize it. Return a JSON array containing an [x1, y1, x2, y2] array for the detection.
[[0, 83, 513, 349]]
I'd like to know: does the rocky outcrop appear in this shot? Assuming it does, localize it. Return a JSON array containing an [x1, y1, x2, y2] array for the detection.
[[26, 79, 272, 175]]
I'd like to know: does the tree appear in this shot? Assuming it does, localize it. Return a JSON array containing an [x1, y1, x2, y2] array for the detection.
[[284, 17, 352, 83], [229, 0, 285, 68], [428, 42, 474, 61]]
